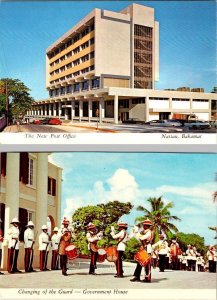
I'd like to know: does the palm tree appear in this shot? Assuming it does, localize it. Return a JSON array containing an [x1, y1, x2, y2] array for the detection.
[[136, 196, 181, 242]]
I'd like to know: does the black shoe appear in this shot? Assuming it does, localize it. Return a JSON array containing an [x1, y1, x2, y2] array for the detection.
[[130, 277, 140, 282], [89, 272, 97, 275], [0, 272, 4, 275], [30, 269, 37, 272], [114, 275, 124, 278], [45, 269, 50, 271], [14, 270, 22, 273], [62, 273, 68, 276]]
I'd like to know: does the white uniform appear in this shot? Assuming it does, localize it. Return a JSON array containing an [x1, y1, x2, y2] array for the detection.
[[6, 226, 20, 250], [152, 240, 168, 255], [86, 232, 102, 250], [111, 229, 128, 251], [24, 228, 34, 248], [207, 249, 217, 261], [135, 228, 153, 253], [186, 248, 194, 260], [51, 233, 61, 251], [39, 232, 49, 251]]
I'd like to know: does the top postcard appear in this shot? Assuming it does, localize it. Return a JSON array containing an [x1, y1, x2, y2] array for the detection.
[[0, 1, 216, 145]]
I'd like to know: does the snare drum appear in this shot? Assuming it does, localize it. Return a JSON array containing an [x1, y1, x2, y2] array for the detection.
[[97, 248, 107, 263], [65, 244, 79, 260], [134, 249, 151, 267], [106, 246, 118, 262]]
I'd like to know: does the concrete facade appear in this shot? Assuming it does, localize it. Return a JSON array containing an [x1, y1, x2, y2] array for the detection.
[[28, 3, 217, 123]]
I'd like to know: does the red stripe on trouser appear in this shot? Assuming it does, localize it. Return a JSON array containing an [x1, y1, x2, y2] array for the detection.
[[25, 248, 31, 272], [40, 251, 46, 271], [7, 248, 13, 273]]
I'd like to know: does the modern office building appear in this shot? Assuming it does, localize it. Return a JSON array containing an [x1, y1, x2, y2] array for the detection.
[[29, 3, 217, 123], [0, 153, 62, 269]]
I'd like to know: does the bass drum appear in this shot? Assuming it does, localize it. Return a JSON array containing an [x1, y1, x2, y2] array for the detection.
[[97, 248, 107, 263], [106, 246, 118, 262], [134, 249, 151, 267], [65, 244, 79, 260]]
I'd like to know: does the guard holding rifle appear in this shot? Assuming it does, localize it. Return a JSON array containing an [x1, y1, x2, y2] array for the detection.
[[86, 223, 103, 275], [130, 219, 154, 282], [24, 221, 36, 272], [39, 225, 50, 271], [51, 227, 60, 270], [111, 222, 128, 278], [6, 217, 22, 273], [59, 218, 72, 276]]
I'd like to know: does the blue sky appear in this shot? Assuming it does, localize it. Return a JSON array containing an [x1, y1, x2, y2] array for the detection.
[[0, 1, 216, 99], [50, 152, 217, 246]]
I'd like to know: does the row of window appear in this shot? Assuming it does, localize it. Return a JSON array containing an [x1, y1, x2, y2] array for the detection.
[[50, 38, 95, 67], [134, 24, 153, 38], [49, 78, 100, 97], [48, 23, 95, 59], [50, 52, 95, 77], [50, 65, 95, 85]]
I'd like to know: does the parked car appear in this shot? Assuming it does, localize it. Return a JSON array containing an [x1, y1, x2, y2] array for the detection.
[[146, 120, 182, 127], [33, 119, 41, 125], [122, 118, 144, 124], [184, 120, 211, 130], [48, 118, 62, 125], [40, 118, 52, 125]]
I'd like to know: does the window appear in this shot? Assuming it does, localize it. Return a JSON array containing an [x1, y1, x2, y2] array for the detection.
[[132, 98, 145, 104], [66, 85, 73, 94], [92, 78, 99, 89], [74, 34, 80, 43], [61, 87, 66, 95], [73, 71, 80, 77], [81, 28, 89, 37], [81, 67, 89, 74], [74, 59, 80, 66], [73, 47, 80, 54], [28, 158, 34, 186], [119, 100, 129, 108], [66, 51, 72, 58], [81, 54, 89, 63], [82, 81, 89, 91], [90, 51, 94, 59], [66, 63, 72, 69], [90, 38, 94, 45], [81, 41, 89, 50], [19, 153, 29, 184], [48, 177, 56, 196], [74, 83, 80, 92]]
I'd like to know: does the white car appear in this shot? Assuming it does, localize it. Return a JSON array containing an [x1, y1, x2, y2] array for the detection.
[[184, 120, 211, 130], [146, 120, 182, 127]]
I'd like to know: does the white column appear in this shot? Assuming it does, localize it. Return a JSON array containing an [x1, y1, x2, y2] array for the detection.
[[56, 168, 62, 228], [88, 100, 92, 122], [145, 96, 149, 122], [58, 102, 62, 118], [44, 105, 47, 116], [79, 100, 83, 122], [190, 98, 193, 114], [36, 153, 48, 233], [71, 100, 75, 121], [5, 153, 20, 232], [49, 104, 52, 116], [114, 95, 119, 124], [53, 103, 57, 117], [99, 98, 105, 123]]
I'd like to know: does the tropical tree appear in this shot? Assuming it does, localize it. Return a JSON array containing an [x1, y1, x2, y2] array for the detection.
[[0, 78, 34, 122], [177, 232, 206, 254], [136, 196, 181, 242], [72, 201, 133, 254]]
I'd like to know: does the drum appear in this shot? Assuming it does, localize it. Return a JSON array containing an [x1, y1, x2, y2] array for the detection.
[[134, 249, 151, 267], [65, 244, 79, 260], [106, 246, 118, 262], [97, 248, 107, 263]]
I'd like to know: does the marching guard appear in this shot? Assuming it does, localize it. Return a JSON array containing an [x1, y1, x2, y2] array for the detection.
[[111, 222, 128, 278], [170, 238, 180, 270], [152, 234, 168, 272], [186, 244, 194, 271], [51, 227, 60, 270], [130, 219, 154, 282], [206, 245, 217, 273], [86, 223, 102, 275], [39, 225, 50, 271], [59, 218, 72, 276], [0, 219, 4, 275], [24, 221, 36, 272], [6, 217, 22, 273]]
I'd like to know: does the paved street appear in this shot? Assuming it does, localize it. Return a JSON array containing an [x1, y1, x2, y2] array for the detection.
[[0, 259, 216, 289], [2, 123, 216, 133]]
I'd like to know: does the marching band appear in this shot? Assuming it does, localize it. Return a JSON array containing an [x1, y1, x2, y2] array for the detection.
[[0, 216, 216, 280]]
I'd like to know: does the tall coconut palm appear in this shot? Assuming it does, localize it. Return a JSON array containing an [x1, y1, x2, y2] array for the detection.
[[136, 196, 181, 242]]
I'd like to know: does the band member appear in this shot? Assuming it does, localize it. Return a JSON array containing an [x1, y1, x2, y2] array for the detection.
[[6, 217, 22, 273], [39, 225, 50, 271], [152, 234, 168, 272], [207, 245, 217, 273], [191, 246, 197, 271], [170, 238, 180, 270], [111, 222, 128, 278], [181, 253, 187, 271], [59, 218, 72, 276], [196, 253, 204, 272], [186, 244, 194, 271], [130, 219, 154, 282], [0, 219, 4, 275], [24, 221, 36, 272], [177, 248, 183, 270], [86, 223, 102, 275], [51, 227, 60, 270]]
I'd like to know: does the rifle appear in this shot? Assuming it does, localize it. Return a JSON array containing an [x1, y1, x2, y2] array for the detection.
[[11, 239, 18, 272], [28, 231, 38, 272]]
